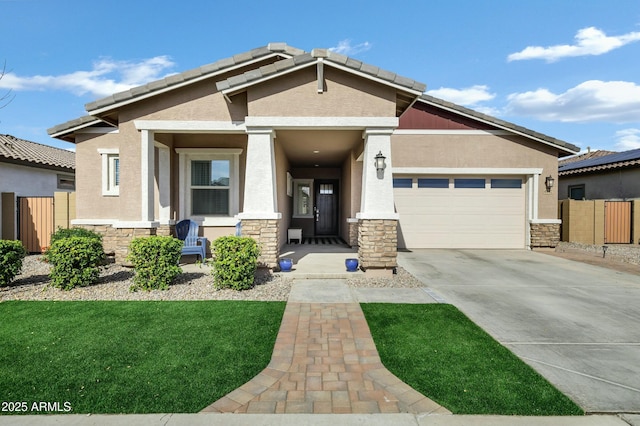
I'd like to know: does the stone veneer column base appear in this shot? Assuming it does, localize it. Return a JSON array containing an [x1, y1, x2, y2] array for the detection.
[[358, 219, 397, 275], [530, 222, 560, 248], [347, 220, 359, 247], [241, 219, 280, 268]]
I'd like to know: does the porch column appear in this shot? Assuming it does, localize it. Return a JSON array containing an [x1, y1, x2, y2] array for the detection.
[[357, 128, 398, 275], [239, 127, 281, 268], [141, 130, 155, 223], [156, 144, 171, 225]]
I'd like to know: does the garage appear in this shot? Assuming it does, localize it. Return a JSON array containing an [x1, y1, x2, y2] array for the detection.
[[394, 176, 526, 249]]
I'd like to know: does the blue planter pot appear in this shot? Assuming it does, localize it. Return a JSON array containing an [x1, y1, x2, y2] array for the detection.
[[345, 258, 359, 272], [279, 258, 293, 272]]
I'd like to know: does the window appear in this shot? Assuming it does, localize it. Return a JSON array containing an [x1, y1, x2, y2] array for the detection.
[[454, 178, 485, 189], [418, 178, 449, 188], [98, 149, 120, 196], [176, 148, 242, 225], [491, 179, 522, 189], [190, 160, 230, 215], [57, 174, 75, 190], [393, 178, 412, 188], [293, 179, 313, 218], [569, 184, 585, 200], [319, 183, 334, 194]]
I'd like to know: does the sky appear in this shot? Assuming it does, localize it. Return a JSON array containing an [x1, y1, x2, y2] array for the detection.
[[1, 0, 639, 155]]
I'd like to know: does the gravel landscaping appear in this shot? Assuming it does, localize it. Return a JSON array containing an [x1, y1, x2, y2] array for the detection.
[[1, 255, 426, 302]]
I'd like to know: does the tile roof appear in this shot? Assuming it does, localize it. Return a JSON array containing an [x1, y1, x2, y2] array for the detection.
[[559, 148, 640, 175], [215, 48, 426, 94], [47, 42, 578, 156], [0, 134, 75, 170], [84, 43, 304, 114], [417, 94, 580, 155]]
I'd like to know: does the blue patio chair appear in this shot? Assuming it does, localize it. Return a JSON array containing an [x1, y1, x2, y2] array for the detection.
[[175, 219, 207, 261]]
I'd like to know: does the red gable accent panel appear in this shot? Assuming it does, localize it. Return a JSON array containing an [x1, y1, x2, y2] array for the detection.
[[399, 102, 497, 131]]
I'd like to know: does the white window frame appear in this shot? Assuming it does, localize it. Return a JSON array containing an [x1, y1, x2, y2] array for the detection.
[[98, 148, 120, 196], [292, 178, 314, 218], [176, 148, 242, 226]]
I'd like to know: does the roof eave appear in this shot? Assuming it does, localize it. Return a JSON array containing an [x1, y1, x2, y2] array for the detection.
[[48, 118, 110, 142]]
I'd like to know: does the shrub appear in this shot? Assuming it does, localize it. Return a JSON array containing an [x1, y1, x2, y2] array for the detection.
[[45, 227, 102, 263], [47, 236, 105, 290], [0, 240, 27, 286], [127, 236, 183, 292], [212, 236, 260, 290]]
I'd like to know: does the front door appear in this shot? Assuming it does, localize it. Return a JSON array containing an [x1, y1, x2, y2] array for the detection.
[[314, 180, 338, 235]]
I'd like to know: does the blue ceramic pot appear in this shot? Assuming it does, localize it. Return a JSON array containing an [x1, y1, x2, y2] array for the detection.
[[345, 258, 359, 272], [279, 258, 293, 272]]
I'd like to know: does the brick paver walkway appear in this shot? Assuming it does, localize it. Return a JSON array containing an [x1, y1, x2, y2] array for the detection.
[[202, 302, 450, 414]]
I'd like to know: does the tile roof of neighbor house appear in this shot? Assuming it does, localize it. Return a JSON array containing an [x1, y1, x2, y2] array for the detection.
[[558, 149, 616, 166], [0, 134, 75, 171], [559, 148, 640, 175], [47, 42, 579, 155]]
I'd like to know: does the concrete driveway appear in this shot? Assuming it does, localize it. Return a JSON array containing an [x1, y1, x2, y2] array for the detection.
[[398, 249, 640, 414]]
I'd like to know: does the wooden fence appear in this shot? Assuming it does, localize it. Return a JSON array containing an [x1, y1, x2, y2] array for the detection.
[[10, 192, 76, 253], [559, 199, 640, 245]]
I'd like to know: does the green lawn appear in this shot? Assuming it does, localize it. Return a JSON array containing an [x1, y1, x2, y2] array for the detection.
[[0, 301, 285, 414], [361, 303, 583, 416]]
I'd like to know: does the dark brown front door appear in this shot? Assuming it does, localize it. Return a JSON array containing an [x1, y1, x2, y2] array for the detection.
[[314, 180, 338, 235]]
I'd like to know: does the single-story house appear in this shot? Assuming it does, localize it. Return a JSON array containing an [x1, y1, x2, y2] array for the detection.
[[48, 43, 578, 273], [559, 148, 640, 200], [0, 134, 75, 241]]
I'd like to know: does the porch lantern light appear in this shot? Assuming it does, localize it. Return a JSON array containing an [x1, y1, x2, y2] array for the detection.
[[374, 151, 386, 173], [545, 175, 555, 192]]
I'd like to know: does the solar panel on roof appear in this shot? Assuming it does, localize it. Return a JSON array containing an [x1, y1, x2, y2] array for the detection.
[[559, 148, 640, 172]]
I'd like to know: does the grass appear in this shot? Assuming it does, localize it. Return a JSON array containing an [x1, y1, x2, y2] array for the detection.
[[0, 300, 285, 414], [361, 303, 584, 416]]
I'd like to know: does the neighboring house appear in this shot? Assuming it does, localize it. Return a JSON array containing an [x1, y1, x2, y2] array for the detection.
[[48, 43, 578, 272], [0, 134, 76, 240], [559, 148, 640, 200]]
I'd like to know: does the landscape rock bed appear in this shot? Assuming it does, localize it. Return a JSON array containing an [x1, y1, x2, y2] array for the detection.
[[1, 255, 426, 302]]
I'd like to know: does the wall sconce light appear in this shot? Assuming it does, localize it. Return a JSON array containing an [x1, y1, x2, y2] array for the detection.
[[374, 151, 386, 173], [545, 175, 555, 192]]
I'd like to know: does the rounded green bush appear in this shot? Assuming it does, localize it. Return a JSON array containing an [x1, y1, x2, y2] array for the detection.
[[212, 236, 260, 290], [0, 240, 27, 286], [47, 236, 105, 290], [127, 236, 183, 292], [45, 227, 103, 263]]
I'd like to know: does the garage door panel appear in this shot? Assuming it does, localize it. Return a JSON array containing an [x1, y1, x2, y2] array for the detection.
[[395, 176, 525, 249]]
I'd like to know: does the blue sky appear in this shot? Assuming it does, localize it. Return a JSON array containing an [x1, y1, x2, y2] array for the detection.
[[1, 0, 639, 155]]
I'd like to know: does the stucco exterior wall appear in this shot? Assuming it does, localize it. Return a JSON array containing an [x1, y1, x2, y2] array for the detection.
[[247, 67, 396, 118], [559, 168, 640, 200], [391, 133, 560, 219]]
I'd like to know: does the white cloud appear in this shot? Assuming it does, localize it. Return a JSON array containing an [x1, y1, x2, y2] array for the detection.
[[0, 56, 176, 98], [505, 80, 640, 123], [328, 39, 372, 56], [614, 128, 640, 150], [426, 85, 496, 107], [508, 27, 640, 62]]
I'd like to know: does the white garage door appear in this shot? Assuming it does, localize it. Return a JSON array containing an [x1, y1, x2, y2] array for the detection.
[[394, 176, 526, 249]]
